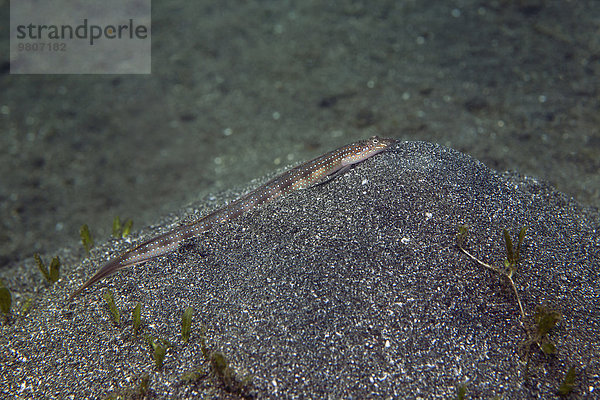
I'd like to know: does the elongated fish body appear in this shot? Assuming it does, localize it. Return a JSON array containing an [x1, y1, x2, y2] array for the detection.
[[69, 136, 395, 300]]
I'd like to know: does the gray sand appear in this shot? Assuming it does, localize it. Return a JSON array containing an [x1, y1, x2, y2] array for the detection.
[[1, 141, 598, 399]]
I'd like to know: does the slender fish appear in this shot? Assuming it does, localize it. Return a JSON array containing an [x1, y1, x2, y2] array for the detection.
[[69, 136, 395, 300]]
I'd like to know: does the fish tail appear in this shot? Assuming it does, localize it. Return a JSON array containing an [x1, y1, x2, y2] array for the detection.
[[68, 256, 132, 301]]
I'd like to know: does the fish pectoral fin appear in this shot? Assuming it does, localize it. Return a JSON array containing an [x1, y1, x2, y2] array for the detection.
[[306, 165, 352, 189]]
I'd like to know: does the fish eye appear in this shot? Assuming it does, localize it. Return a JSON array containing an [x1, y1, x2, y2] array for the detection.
[[371, 137, 379, 144]]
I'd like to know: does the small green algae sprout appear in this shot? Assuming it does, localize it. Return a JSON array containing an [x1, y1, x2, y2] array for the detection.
[[199, 324, 209, 359], [145, 335, 170, 371], [210, 352, 236, 390], [103, 372, 150, 400], [455, 384, 466, 400], [456, 225, 526, 320], [179, 325, 253, 396], [112, 216, 133, 238], [102, 290, 120, 325], [0, 279, 11, 319], [557, 366, 577, 396], [181, 368, 209, 384], [181, 306, 194, 342], [209, 351, 253, 394], [122, 219, 133, 237], [80, 224, 94, 254], [154, 344, 166, 371], [456, 225, 565, 386], [531, 305, 562, 355], [132, 302, 142, 335], [34, 253, 60, 284], [19, 297, 33, 317]]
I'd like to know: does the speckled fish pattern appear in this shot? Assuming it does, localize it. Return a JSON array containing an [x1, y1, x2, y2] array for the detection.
[[69, 136, 396, 300]]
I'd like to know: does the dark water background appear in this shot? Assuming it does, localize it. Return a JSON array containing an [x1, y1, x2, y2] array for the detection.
[[1, 0, 599, 269]]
